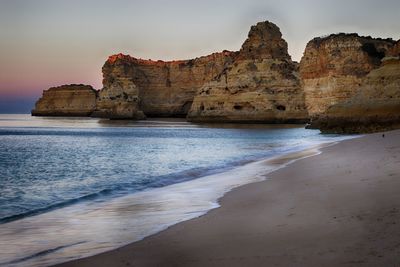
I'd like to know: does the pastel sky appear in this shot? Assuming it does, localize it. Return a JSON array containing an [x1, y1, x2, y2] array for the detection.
[[0, 0, 399, 113]]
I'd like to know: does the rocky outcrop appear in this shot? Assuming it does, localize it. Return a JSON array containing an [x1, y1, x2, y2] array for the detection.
[[31, 84, 97, 116], [31, 22, 399, 131], [309, 56, 400, 133], [91, 55, 145, 119], [300, 34, 395, 117], [93, 52, 236, 118], [187, 21, 308, 123]]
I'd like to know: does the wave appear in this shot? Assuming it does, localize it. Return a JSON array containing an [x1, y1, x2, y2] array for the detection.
[[0, 141, 325, 225], [0, 156, 270, 224], [0, 188, 114, 224], [0, 142, 341, 267], [0, 241, 86, 266]]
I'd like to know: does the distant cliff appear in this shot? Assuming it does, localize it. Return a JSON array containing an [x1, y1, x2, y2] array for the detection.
[[32, 85, 97, 116], [187, 21, 308, 123], [31, 21, 400, 133], [93, 51, 236, 119]]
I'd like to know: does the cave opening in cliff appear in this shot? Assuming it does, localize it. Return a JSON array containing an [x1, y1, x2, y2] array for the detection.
[[276, 105, 286, 111], [181, 101, 193, 114], [361, 43, 385, 62]]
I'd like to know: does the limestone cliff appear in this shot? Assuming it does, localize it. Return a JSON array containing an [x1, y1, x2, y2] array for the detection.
[[94, 51, 236, 118], [187, 21, 308, 123], [300, 34, 395, 117], [91, 55, 145, 119], [309, 56, 400, 133], [31, 23, 399, 129], [31, 84, 97, 116]]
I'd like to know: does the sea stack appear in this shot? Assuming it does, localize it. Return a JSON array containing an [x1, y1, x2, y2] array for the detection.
[[187, 21, 309, 123], [31, 84, 97, 116]]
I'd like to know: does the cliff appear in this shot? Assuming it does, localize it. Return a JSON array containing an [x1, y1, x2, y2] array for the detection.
[[300, 34, 395, 117], [91, 55, 145, 119], [31, 22, 400, 131], [93, 51, 236, 119], [187, 21, 309, 123], [31, 84, 97, 116], [308, 56, 400, 133]]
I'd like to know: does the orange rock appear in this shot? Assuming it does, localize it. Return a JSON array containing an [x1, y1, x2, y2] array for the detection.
[[95, 51, 237, 118], [187, 21, 309, 123], [300, 34, 395, 116], [32, 84, 97, 116], [308, 56, 400, 133]]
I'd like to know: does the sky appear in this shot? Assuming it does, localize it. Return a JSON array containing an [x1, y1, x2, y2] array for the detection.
[[0, 0, 399, 113]]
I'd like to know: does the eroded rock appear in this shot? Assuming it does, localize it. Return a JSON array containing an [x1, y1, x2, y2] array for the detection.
[[187, 21, 308, 123], [300, 34, 395, 117], [309, 56, 400, 133], [31, 84, 97, 116], [93, 51, 236, 119]]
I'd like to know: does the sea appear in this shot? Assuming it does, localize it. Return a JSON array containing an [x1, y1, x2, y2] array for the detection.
[[0, 114, 354, 267]]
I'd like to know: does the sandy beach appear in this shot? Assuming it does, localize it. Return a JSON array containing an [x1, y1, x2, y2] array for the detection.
[[57, 130, 400, 267]]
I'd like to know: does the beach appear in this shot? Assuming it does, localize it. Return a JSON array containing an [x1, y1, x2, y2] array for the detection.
[[1, 1, 399, 266], [56, 130, 400, 266]]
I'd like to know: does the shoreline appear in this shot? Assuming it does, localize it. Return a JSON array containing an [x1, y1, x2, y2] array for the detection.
[[0, 129, 341, 267], [57, 129, 400, 267]]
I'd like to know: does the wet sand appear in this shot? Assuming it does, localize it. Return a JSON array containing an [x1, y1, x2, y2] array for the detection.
[[57, 130, 400, 267]]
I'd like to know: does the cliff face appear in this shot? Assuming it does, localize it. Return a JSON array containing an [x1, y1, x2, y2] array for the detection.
[[309, 56, 400, 133], [300, 34, 395, 117], [187, 21, 308, 123], [31, 85, 97, 116], [91, 55, 145, 119], [31, 22, 399, 130], [94, 51, 236, 118]]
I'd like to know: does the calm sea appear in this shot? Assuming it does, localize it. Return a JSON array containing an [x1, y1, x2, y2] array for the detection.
[[0, 114, 352, 267]]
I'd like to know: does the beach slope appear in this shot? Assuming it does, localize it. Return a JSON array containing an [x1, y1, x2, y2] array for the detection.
[[58, 130, 400, 267]]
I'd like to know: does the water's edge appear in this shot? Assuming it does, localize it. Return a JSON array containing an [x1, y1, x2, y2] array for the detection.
[[0, 134, 357, 267], [53, 139, 355, 266]]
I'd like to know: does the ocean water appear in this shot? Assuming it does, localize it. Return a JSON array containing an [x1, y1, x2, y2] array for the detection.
[[0, 114, 352, 267]]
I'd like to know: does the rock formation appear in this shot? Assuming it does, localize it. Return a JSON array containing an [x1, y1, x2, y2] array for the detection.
[[91, 55, 145, 119], [31, 22, 400, 133], [187, 21, 309, 123], [300, 34, 395, 117], [93, 52, 236, 119], [308, 56, 400, 133], [31, 84, 97, 116]]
